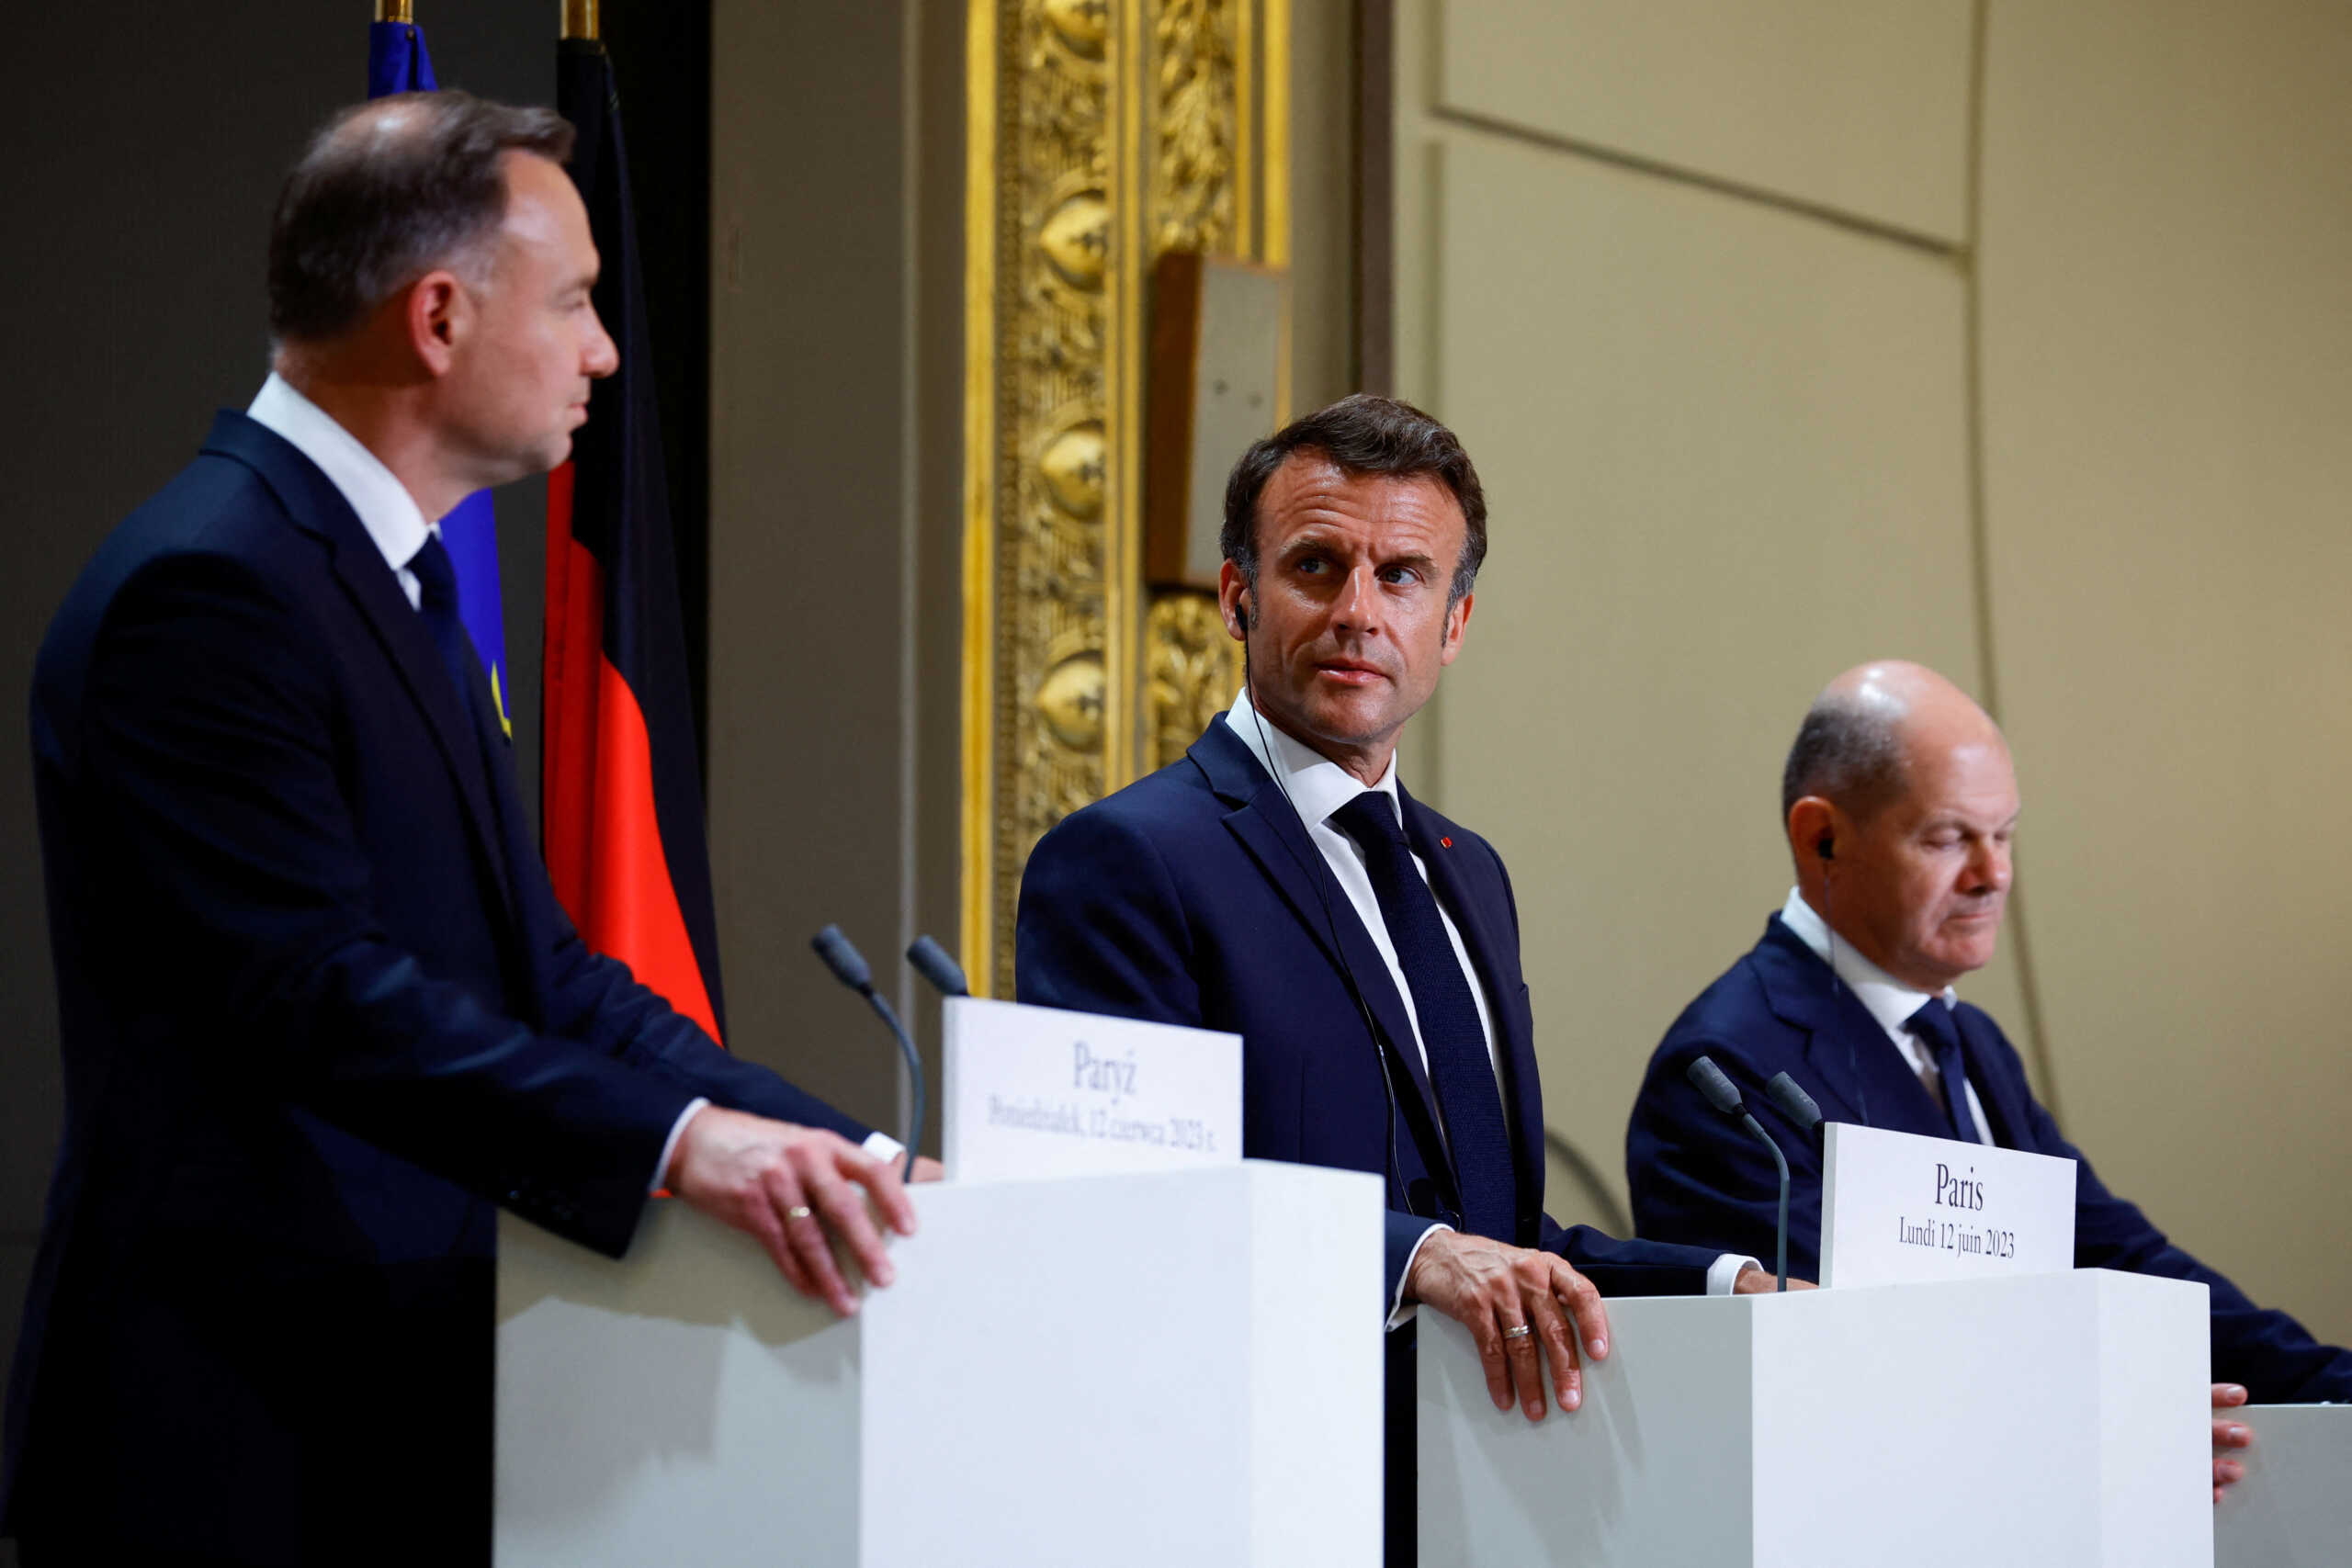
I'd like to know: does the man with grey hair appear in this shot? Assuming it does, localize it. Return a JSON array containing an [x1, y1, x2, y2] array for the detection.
[[1626, 659, 2352, 1503], [7, 93, 922, 1562]]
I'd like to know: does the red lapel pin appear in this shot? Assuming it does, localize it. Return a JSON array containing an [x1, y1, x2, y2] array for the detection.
[[1440, 836, 1453, 848]]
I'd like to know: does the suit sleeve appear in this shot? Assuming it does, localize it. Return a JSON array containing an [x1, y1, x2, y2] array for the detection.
[[528, 874, 874, 1144], [1625, 1032, 1826, 1282], [1975, 1032, 2352, 1402], [80, 553, 831, 1257]]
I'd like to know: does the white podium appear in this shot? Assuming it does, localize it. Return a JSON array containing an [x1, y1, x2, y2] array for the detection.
[[495, 1162, 1382, 1566], [1419, 1269, 2213, 1566], [2216, 1404, 2352, 1566]]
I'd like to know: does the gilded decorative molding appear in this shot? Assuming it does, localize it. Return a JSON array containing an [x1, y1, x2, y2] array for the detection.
[[965, 0, 1281, 995], [1145, 591, 1245, 770], [1150, 0, 1240, 255]]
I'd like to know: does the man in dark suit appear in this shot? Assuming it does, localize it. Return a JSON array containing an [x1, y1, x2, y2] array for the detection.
[[6, 94, 922, 1564], [1627, 659, 2352, 1503], [1017, 396, 1768, 1562]]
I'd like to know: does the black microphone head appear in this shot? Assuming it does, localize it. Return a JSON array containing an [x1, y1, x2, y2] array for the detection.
[[1685, 1055, 1746, 1116], [906, 934, 970, 998], [809, 924, 874, 994], [1764, 1071, 1824, 1133]]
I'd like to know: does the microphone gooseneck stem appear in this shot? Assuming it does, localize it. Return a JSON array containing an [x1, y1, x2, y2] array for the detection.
[[862, 987, 923, 1182], [1740, 1111, 1792, 1292]]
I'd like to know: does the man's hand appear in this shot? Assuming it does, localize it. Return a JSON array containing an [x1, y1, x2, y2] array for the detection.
[[1407, 1231, 1608, 1423], [666, 1106, 918, 1316], [1732, 1266, 1817, 1293], [910, 1156, 946, 1183], [2212, 1382, 2253, 1502]]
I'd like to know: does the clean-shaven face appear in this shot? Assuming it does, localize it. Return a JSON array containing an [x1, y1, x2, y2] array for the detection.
[[437, 151, 617, 490], [1222, 455, 1472, 782]]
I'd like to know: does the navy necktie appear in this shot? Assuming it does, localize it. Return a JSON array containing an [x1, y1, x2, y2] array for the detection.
[[1330, 791, 1517, 1240], [407, 533, 514, 890], [1905, 998, 1974, 1142], [408, 533, 486, 724]]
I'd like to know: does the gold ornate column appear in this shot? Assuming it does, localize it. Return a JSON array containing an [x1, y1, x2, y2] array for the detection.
[[964, 0, 1288, 995]]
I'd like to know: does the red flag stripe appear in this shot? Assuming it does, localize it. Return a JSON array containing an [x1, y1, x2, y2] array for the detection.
[[542, 489, 721, 1044]]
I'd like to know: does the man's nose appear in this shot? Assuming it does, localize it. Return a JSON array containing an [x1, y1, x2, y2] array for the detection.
[[583, 308, 619, 378], [1969, 838, 2012, 893], [1331, 564, 1383, 632]]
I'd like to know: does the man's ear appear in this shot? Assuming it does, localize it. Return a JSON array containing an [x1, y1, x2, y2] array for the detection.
[[404, 269, 469, 377], [1216, 558, 1250, 642], [1788, 796, 1839, 874], [1437, 589, 1474, 664]]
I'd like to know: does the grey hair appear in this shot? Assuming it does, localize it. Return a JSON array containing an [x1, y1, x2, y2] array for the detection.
[[267, 90, 574, 344], [1781, 689, 1908, 826]]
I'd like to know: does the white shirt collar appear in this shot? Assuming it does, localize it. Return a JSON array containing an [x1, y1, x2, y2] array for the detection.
[[246, 371, 435, 582], [1222, 686, 1403, 834], [1776, 886, 1957, 1039]]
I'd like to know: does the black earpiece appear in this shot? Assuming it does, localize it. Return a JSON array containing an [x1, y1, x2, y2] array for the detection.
[[1817, 832, 1835, 863]]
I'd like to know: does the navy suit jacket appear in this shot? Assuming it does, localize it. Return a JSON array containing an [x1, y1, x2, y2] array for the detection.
[[1628, 913, 2352, 1403], [6, 413, 872, 1562], [1017, 719, 1720, 1303]]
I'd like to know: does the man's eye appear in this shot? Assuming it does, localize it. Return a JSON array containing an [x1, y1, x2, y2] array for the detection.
[[1379, 567, 1419, 586], [1296, 558, 1327, 574]]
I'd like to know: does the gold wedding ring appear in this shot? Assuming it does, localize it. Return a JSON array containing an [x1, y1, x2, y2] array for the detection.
[[1502, 1324, 1532, 1340], [785, 1205, 814, 1221]]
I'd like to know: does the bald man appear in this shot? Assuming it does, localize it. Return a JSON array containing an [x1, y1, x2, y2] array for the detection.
[[1624, 660, 2352, 1502]]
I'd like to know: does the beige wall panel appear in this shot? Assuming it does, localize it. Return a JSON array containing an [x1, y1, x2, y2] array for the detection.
[[1288, 0, 1358, 412], [1421, 133, 2031, 1224], [1434, 0, 1973, 243], [1979, 0, 2352, 1343]]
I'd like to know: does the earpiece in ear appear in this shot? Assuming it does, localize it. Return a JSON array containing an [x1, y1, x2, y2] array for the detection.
[[1817, 833, 1835, 863]]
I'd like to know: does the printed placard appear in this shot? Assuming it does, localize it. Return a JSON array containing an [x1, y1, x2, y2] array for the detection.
[[942, 997, 1242, 1182], [1820, 1122, 2076, 1289]]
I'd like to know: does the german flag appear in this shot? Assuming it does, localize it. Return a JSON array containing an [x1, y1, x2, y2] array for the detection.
[[543, 38, 725, 1044]]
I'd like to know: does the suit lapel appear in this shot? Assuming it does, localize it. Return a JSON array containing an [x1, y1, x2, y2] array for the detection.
[[1188, 724, 1449, 1150], [1950, 1009, 2029, 1150], [1752, 917, 1950, 1136], [205, 414, 518, 931]]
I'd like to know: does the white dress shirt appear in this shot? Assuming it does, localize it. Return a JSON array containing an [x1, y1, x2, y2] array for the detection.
[[1774, 887, 1992, 1145], [246, 376, 905, 1187], [1223, 690, 1755, 1316]]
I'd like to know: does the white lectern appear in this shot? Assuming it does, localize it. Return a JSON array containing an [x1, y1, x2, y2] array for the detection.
[[1420, 1269, 2213, 1567], [2215, 1404, 2352, 1566], [496, 1162, 1382, 1567]]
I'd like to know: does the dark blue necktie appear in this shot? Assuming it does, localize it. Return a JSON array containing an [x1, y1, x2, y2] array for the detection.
[[1331, 791, 1517, 1240], [1905, 998, 1975, 1142], [408, 532, 514, 890], [407, 532, 485, 724]]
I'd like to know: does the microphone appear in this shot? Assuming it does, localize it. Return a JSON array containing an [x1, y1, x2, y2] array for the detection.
[[809, 925, 922, 1180], [1765, 1072, 1824, 1141], [1685, 1055, 1793, 1293], [905, 933, 969, 998]]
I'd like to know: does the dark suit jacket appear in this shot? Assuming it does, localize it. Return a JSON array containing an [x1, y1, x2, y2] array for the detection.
[[1017, 718, 1724, 1565], [5, 413, 873, 1562], [1018, 717, 1720, 1302], [1628, 913, 2352, 1403]]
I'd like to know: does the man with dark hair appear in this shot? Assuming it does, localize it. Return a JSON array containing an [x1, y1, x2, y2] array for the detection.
[[1626, 659, 2352, 1503], [6, 93, 923, 1562], [1017, 395, 1768, 1564]]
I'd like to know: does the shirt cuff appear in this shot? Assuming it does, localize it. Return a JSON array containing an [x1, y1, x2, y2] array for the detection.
[[1707, 1252, 1763, 1295], [1387, 1224, 1453, 1330], [863, 1130, 906, 1165], [652, 1098, 712, 1193]]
